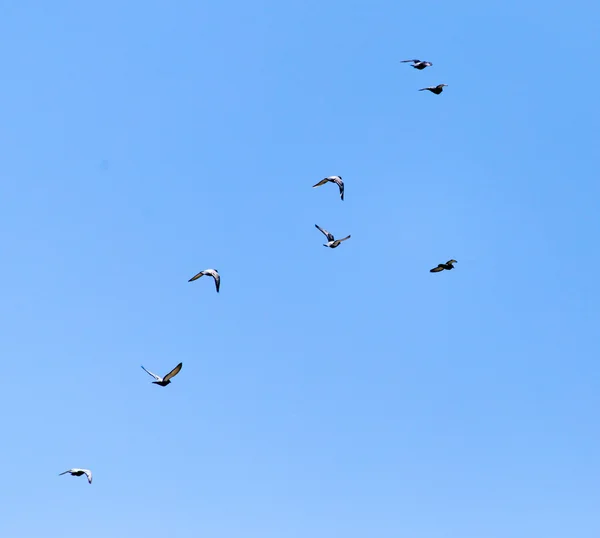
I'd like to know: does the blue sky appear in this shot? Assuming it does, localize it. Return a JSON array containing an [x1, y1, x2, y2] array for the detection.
[[1, 1, 600, 536]]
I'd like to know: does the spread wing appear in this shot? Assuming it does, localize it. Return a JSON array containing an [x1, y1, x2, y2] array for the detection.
[[419, 87, 432, 91], [141, 365, 162, 382], [338, 235, 351, 243], [333, 178, 344, 200], [430, 265, 444, 273], [83, 470, 92, 484], [446, 259, 457, 265], [312, 178, 330, 188], [401, 59, 419, 63], [188, 270, 205, 282], [315, 224, 334, 242], [59, 470, 72, 476], [206, 270, 220, 293], [163, 362, 183, 383]]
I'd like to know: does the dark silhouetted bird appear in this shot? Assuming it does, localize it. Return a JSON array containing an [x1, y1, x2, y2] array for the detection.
[[430, 259, 457, 273], [312, 176, 344, 201], [59, 468, 92, 484], [188, 268, 220, 292], [401, 59, 433, 70], [419, 84, 448, 95], [141, 362, 183, 387], [315, 224, 351, 248]]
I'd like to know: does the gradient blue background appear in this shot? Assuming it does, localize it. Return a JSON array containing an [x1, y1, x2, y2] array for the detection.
[[1, 1, 599, 537]]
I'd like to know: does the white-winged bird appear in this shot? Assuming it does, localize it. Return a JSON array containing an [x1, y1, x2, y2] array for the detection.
[[141, 362, 183, 387], [188, 268, 220, 292], [419, 84, 448, 95], [401, 59, 433, 70], [312, 176, 344, 201], [315, 224, 351, 248], [430, 259, 457, 273], [59, 468, 92, 484]]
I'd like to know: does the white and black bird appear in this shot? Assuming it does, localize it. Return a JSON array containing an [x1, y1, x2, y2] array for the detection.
[[401, 59, 433, 70], [59, 468, 92, 484], [188, 268, 220, 292], [141, 362, 183, 387], [419, 84, 448, 95], [315, 224, 351, 248], [312, 176, 344, 201], [430, 259, 457, 273]]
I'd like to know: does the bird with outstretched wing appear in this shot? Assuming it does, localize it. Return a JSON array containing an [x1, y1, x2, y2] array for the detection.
[[141, 362, 183, 387], [315, 224, 351, 248], [401, 59, 433, 69], [59, 468, 92, 484], [188, 268, 220, 292], [430, 259, 457, 273], [312, 176, 344, 201], [419, 84, 448, 95]]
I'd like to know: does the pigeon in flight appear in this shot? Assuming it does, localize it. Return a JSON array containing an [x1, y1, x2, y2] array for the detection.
[[401, 59, 433, 70], [315, 224, 351, 248], [141, 362, 183, 387], [419, 84, 448, 95], [59, 468, 92, 484], [188, 268, 220, 293], [312, 176, 344, 201], [430, 259, 457, 273]]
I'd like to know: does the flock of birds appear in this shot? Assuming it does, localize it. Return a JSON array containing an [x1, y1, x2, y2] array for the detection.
[[401, 58, 449, 94], [59, 57, 456, 486]]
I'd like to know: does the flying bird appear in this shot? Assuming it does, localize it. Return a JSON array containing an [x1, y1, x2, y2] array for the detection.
[[419, 84, 448, 95], [430, 259, 458, 273], [59, 469, 92, 484], [188, 268, 220, 292], [315, 224, 351, 248], [141, 362, 183, 387], [401, 59, 433, 70], [312, 176, 344, 201]]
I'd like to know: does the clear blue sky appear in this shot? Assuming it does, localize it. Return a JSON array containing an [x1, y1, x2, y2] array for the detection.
[[1, 1, 599, 537]]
